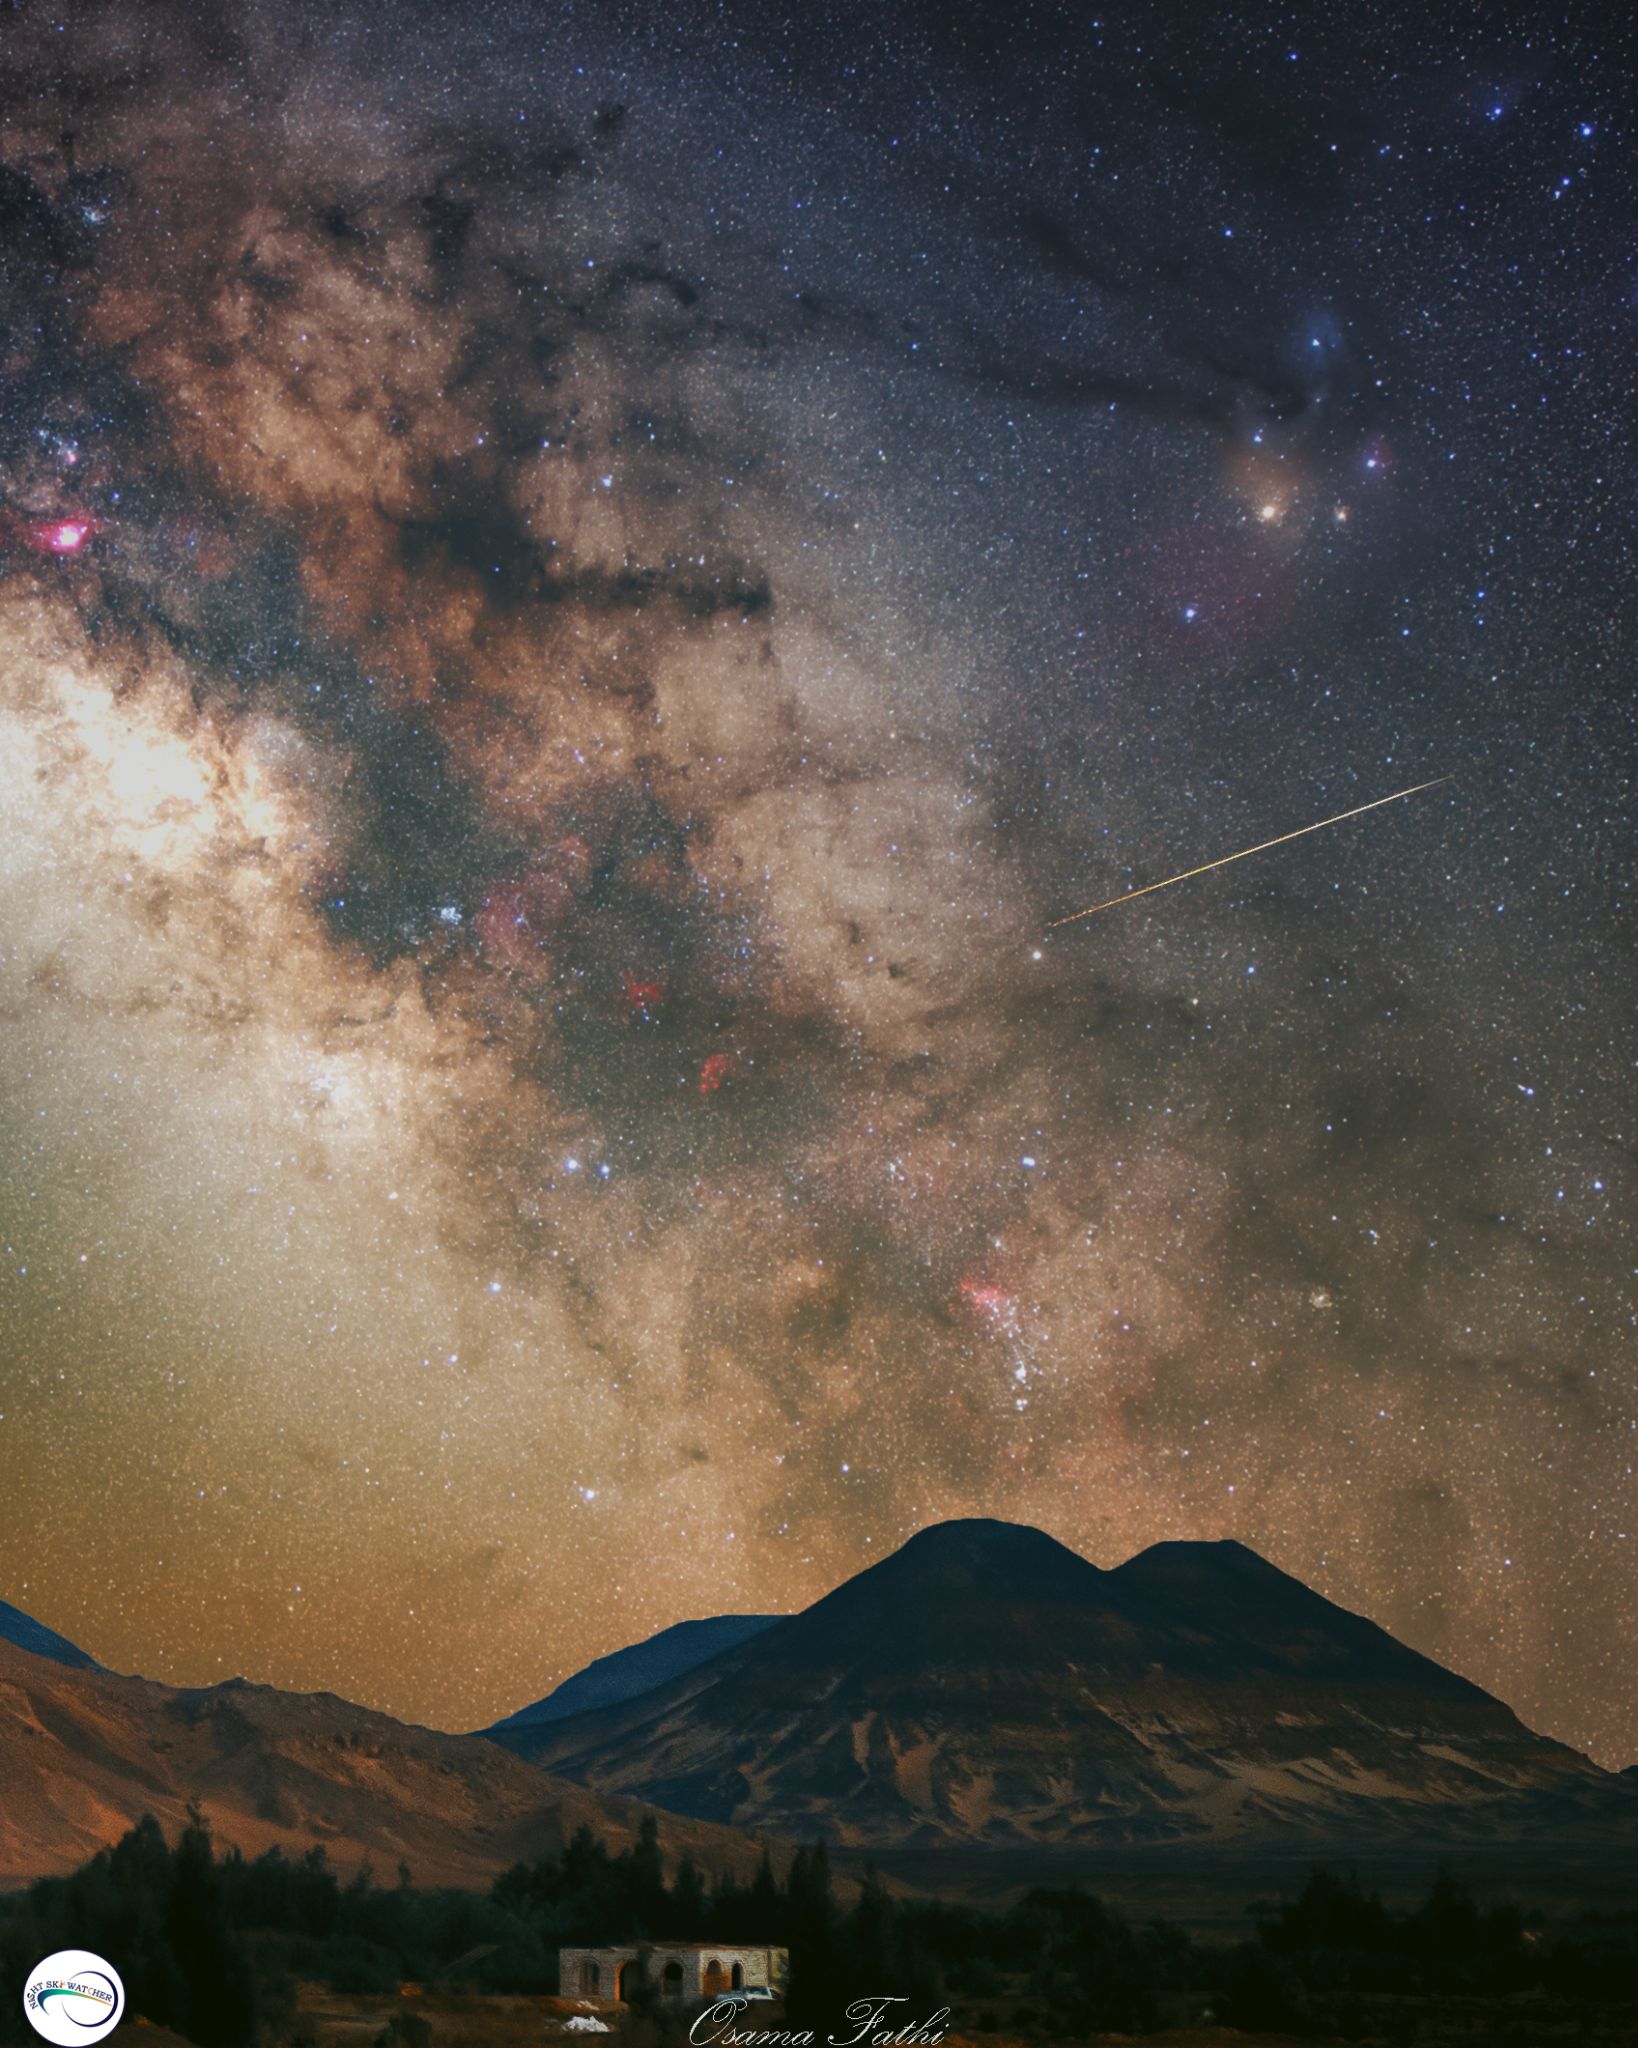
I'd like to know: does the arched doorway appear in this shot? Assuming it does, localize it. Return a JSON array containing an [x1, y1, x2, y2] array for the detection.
[[662, 1961, 685, 2001], [731, 1964, 745, 1990], [580, 1960, 601, 1996], [617, 1962, 640, 2003], [703, 1958, 730, 1999]]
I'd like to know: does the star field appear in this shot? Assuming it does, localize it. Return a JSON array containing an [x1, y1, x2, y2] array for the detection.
[[0, 0, 1632, 1765]]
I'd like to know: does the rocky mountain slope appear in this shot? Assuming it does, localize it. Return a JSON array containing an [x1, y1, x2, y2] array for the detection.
[[487, 1613, 778, 1736], [487, 1518, 1633, 1852], [0, 1633, 774, 1889], [0, 1597, 100, 1671]]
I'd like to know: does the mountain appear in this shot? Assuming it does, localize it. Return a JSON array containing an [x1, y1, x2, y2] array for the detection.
[[0, 1634, 777, 1890], [487, 1518, 1634, 1853], [0, 1597, 100, 1672], [487, 1614, 779, 1736]]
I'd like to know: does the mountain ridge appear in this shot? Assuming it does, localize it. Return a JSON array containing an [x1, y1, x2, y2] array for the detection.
[[0, 1632, 780, 1890], [486, 1613, 780, 1735], [0, 1596, 100, 1673], [485, 1518, 1629, 1852]]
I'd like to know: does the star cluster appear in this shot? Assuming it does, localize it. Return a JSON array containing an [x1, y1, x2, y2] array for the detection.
[[0, 0, 1631, 1764]]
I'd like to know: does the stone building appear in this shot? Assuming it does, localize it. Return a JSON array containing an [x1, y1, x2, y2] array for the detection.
[[558, 1943, 788, 2006]]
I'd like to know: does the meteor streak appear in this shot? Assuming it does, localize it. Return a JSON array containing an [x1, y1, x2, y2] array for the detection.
[[1049, 776, 1453, 929]]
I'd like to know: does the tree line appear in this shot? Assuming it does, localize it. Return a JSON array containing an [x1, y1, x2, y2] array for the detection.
[[2, 1810, 1635, 2044]]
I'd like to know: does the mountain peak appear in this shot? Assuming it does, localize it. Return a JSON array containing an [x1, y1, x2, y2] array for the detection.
[[1110, 1537, 1489, 1701], [0, 1596, 100, 1672], [1115, 1535, 1393, 1611], [1135, 1535, 1267, 1560], [808, 1516, 1102, 1621], [1114, 1535, 1305, 1588], [495, 1516, 1617, 1854], [487, 1612, 780, 1735], [894, 1516, 1098, 1567]]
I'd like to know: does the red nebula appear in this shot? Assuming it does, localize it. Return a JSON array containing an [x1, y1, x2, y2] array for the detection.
[[698, 1051, 736, 1094], [474, 859, 581, 969], [619, 974, 667, 1014], [958, 1276, 1013, 1321], [22, 516, 96, 555]]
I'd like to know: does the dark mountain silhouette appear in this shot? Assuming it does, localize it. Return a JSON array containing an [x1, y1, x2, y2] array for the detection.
[[486, 1518, 1633, 1851], [486, 1613, 778, 1736], [0, 1634, 776, 1889], [0, 1595, 99, 1671]]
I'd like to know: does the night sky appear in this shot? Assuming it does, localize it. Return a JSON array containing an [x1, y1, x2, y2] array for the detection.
[[0, 0, 1632, 1767]]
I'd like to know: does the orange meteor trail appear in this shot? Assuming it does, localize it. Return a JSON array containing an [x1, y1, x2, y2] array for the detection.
[[1049, 776, 1453, 929]]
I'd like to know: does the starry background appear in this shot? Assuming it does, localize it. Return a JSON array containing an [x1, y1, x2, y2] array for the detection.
[[0, 0, 1632, 1766]]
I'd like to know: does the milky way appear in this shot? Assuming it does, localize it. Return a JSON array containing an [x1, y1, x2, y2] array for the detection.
[[0, 0, 1632, 1765]]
